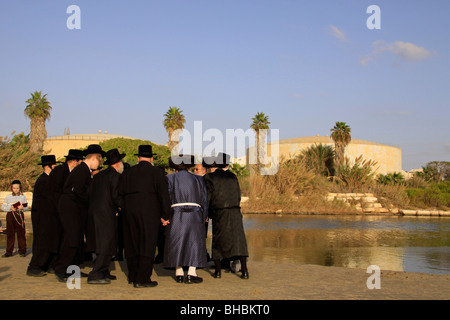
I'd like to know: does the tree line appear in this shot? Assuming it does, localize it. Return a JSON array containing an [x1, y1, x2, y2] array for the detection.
[[1, 91, 448, 200]]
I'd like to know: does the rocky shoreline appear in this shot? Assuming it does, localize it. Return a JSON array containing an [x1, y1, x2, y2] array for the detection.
[[240, 193, 450, 217]]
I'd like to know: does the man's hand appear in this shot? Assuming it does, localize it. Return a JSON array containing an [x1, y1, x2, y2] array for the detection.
[[161, 218, 170, 226]]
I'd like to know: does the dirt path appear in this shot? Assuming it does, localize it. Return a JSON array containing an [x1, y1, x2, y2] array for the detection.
[[0, 252, 448, 301]]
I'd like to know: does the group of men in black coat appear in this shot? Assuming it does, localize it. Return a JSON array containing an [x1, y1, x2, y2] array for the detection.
[[27, 150, 84, 276], [27, 144, 249, 288], [27, 144, 171, 288]]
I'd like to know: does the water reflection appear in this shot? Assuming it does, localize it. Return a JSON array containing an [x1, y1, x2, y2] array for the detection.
[[242, 215, 450, 275], [1, 214, 448, 275]]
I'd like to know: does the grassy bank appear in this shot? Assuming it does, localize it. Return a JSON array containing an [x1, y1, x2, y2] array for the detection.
[[237, 160, 450, 215]]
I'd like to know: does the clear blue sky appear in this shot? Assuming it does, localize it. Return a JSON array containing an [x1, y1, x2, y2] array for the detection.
[[1, 0, 449, 170]]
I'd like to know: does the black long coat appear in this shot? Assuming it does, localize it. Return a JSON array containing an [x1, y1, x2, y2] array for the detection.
[[204, 169, 248, 260], [31, 172, 52, 251], [45, 163, 70, 252], [58, 162, 91, 248], [119, 161, 170, 258], [87, 167, 123, 255]]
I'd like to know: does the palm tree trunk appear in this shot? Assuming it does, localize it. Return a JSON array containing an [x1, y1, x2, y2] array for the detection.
[[334, 143, 345, 165], [30, 117, 47, 153], [167, 128, 181, 155], [258, 129, 267, 166]]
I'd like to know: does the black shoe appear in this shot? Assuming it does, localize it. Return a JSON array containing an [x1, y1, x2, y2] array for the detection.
[[19, 252, 27, 257], [133, 281, 158, 288], [87, 278, 111, 284], [186, 275, 203, 284], [147, 281, 158, 287], [241, 271, 249, 279], [2, 253, 12, 258], [106, 273, 117, 280], [55, 273, 68, 282], [133, 282, 147, 288], [46, 267, 55, 274], [213, 270, 221, 279], [27, 268, 47, 277], [176, 276, 184, 283]]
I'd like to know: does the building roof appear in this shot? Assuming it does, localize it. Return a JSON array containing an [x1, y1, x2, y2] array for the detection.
[[46, 133, 139, 142], [276, 136, 399, 148]]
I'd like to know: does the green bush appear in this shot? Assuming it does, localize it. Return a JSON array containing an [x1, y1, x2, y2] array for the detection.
[[377, 172, 405, 185], [98, 138, 171, 169], [0, 132, 42, 191], [229, 163, 249, 177], [333, 155, 377, 192], [406, 182, 450, 209]]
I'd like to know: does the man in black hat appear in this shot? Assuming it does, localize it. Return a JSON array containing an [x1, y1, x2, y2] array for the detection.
[[49, 150, 85, 209], [87, 149, 125, 284], [45, 150, 84, 267], [54, 144, 105, 281], [119, 145, 171, 288], [204, 152, 249, 279], [27, 155, 59, 276]]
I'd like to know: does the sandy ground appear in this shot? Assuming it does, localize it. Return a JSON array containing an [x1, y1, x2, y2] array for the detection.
[[1, 213, 449, 303], [0, 251, 448, 301]]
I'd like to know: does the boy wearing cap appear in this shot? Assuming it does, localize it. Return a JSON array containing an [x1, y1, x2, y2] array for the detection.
[[1, 180, 30, 257]]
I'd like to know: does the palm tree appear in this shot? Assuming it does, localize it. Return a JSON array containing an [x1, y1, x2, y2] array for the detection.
[[298, 143, 335, 176], [163, 106, 185, 153], [330, 121, 351, 165], [250, 112, 270, 167], [24, 91, 52, 153], [377, 172, 405, 185]]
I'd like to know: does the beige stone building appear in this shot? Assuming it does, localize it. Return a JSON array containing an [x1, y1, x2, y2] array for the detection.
[[43, 132, 139, 160], [247, 136, 402, 175]]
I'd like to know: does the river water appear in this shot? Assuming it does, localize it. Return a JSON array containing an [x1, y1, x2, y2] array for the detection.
[[238, 214, 450, 275], [2, 214, 449, 275]]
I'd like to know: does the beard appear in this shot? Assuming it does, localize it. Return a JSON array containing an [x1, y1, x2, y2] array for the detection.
[[117, 161, 124, 174]]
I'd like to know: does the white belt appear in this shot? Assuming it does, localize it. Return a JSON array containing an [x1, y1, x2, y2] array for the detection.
[[171, 202, 201, 208]]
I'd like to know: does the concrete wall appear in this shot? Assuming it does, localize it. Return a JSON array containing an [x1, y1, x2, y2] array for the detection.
[[43, 133, 139, 160], [247, 136, 402, 175], [44, 139, 99, 160]]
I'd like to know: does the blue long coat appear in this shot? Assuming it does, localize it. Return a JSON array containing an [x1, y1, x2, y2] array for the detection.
[[163, 170, 208, 268]]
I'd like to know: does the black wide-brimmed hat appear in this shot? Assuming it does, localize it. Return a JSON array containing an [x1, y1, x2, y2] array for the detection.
[[211, 152, 231, 168], [84, 144, 106, 157], [135, 145, 156, 158], [38, 155, 59, 166], [64, 149, 85, 160], [104, 148, 126, 165], [169, 154, 195, 171], [202, 156, 216, 168]]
